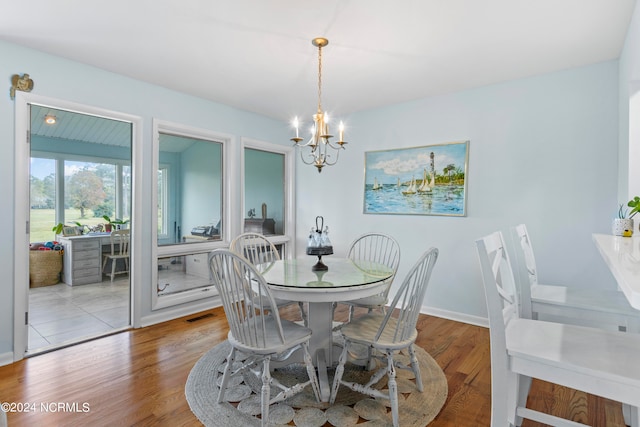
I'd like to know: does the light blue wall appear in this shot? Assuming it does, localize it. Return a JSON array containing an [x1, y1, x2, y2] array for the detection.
[[296, 60, 620, 323], [0, 40, 289, 358], [1, 25, 634, 357]]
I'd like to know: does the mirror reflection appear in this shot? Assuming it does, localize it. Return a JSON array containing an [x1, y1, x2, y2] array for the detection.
[[158, 133, 223, 245], [157, 253, 215, 296], [244, 148, 285, 235]]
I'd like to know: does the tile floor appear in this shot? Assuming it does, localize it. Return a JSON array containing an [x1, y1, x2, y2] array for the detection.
[[27, 277, 130, 354]]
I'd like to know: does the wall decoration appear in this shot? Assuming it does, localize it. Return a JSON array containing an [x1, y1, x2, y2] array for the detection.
[[364, 140, 469, 216], [10, 73, 34, 99]]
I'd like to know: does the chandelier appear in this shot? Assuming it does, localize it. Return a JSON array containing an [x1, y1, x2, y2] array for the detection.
[[291, 37, 347, 173]]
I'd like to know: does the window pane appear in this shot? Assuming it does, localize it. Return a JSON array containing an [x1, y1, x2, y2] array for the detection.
[[30, 158, 57, 242], [64, 161, 118, 229], [158, 133, 223, 245], [244, 148, 285, 235]]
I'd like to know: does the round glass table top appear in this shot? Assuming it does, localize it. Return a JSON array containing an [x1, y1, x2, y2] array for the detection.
[[260, 257, 393, 289]]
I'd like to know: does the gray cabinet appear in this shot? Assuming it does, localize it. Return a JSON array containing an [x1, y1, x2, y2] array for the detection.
[[59, 236, 103, 285]]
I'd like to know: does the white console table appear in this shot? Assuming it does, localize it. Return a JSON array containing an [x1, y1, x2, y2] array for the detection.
[[58, 233, 112, 285], [592, 233, 640, 310]]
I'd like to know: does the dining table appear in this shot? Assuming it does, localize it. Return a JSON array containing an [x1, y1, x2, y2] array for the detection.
[[592, 233, 640, 309], [261, 256, 393, 401]]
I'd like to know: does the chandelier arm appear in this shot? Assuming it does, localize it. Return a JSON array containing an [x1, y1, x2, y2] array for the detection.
[[326, 140, 346, 150], [299, 149, 319, 166], [323, 147, 341, 166]]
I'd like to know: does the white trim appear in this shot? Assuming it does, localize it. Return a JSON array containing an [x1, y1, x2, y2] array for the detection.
[[13, 93, 142, 357], [0, 352, 14, 367], [421, 304, 489, 328], [151, 119, 233, 310], [240, 137, 296, 257]]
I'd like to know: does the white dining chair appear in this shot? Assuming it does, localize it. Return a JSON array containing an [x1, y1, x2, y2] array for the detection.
[[209, 249, 320, 426], [230, 232, 307, 325], [476, 230, 640, 427], [341, 232, 401, 322], [511, 224, 640, 332], [330, 247, 438, 427], [102, 229, 130, 282]]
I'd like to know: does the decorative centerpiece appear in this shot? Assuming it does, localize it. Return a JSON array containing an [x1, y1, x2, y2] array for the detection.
[[306, 216, 333, 271]]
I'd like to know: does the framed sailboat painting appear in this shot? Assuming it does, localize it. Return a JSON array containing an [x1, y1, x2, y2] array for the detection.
[[363, 140, 469, 216]]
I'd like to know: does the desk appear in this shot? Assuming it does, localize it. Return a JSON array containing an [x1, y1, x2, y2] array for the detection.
[[262, 256, 392, 401], [593, 233, 640, 309], [58, 233, 113, 285]]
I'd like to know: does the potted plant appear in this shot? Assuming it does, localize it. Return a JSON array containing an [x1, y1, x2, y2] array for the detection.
[[52, 221, 86, 236], [52, 222, 64, 236], [613, 196, 640, 236], [102, 215, 129, 232]]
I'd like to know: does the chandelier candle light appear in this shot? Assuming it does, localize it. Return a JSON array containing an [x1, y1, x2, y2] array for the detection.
[[291, 37, 347, 173]]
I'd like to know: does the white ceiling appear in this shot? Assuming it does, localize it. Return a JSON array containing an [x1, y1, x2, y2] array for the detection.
[[1, 0, 636, 121]]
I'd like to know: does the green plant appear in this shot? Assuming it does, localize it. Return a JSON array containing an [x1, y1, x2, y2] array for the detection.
[[52, 221, 87, 235], [102, 215, 129, 225], [628, 196, 640, 218], [52, 222, 64, 235]]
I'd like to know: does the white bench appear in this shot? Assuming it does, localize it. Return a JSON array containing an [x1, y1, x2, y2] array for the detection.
[[476, 230, 640, 427], [511, 224, 640, 332]]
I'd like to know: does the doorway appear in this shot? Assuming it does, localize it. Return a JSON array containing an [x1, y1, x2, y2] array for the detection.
[[14, 94, 140, 358]]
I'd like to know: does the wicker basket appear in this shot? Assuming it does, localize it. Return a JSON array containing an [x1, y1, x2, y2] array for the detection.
[[29, 250, 63, 287]]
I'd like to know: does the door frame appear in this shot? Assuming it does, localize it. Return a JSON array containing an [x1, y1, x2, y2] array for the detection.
[[13, 92, 143, 361]]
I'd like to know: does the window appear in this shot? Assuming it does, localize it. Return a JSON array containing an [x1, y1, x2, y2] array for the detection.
[[30, 157, 131, 240]]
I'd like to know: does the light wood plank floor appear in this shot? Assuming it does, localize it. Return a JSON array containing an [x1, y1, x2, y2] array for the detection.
[[0, 305, 628, 426]]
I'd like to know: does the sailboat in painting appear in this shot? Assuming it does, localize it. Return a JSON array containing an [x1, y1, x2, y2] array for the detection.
[[372, 177, 383, 190], [417, 168, 435, 193], [401, 176, 417, 195]]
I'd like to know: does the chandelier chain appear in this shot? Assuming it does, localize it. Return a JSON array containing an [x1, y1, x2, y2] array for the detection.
[[317, 43, 323, 112]]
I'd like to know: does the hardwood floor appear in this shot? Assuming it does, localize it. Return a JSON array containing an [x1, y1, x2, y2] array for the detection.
[[0, 305, 627, 426]]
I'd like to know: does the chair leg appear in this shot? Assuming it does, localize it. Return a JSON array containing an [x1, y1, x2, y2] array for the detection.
[[217, 347, 237, 403], [302, 342, 321, 402], [111, 259, 117, 282], [386, 350, 399, 427], [261, 357, 271, 427], [298, 302, 307, 327], [515, 375, 532, 427], [330, 340, 350, 404], [348, 305, 355, 322], [408, 344, 423, 392], [622, 403, 640, 427]]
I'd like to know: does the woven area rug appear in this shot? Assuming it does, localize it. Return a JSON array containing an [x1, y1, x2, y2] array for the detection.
[[185, 340, 448, 426]]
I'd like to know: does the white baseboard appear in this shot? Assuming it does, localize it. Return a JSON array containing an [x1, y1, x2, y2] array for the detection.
[[140, 299, 222, 328], [0, 351, 15, 367], [420, 305, 489, 328]]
